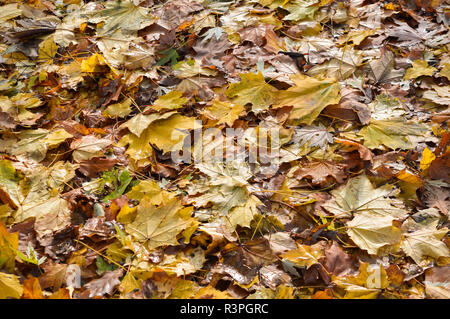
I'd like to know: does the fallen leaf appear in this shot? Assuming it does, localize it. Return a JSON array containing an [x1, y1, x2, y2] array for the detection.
[[347, 211, 402, 255], [293, 160, 346, 187], [71, 135, 112, 162], [0, 222, 18, 272], [401, 218, 449, 264], [125, 198, 196, 250], [82, 268, 124, 298], [281, 243, 324, 269], [0, 272, 23, 299], [274, 74, 341, 124], [226, 71, 279, 113], [403, 59, 437, 80], [22, 276, 44, 299]]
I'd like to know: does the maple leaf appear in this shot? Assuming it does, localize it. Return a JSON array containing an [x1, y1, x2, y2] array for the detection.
[[120, 111, 177, 138], [282, 0, 320, 22], [424, 186, 449, 216], [226, 195, 262, 231], [102, 98, 133, 118], [151, 91, 188, 112], [71, 135, 112, 162], [89, 0, 155, 36], [82, 269, 124, 298], [439, 63, 450, 80], [238, 24, 284, 53], [7, 128, 72, 163], [357, 118, 428, 150], [290, 124, 334, 149], [22, 276, 45, 299], [324, 241, 357, 277], [367, 49, 405, 83], [306, 48, 363, 80], [368, 94, 405, 121], [281, 243, 324, 269], [403, 59, 437, 80], [422, 85, 450, 105], [401, 218, 449, 264], [0, 3, 22, 23], [339, 29, 376, 46], [332, 263, 389, 299], [389, 19, 450, 48], [424, 267, 450, 299], [323, 174, 408, 219], [126, 180, 174, 205], [347, 211, 402, 255], [39, 263, 68, 291], [34, 198, 71, 242], [146, 114, 199, 153], [125, 198, 196, 250], [0, 272, 23, 299], [193, 27, 232, 68], [117, 130, 154, 166], [226, 71, 279, 113], [325, 86, 370, 125], [159, 247, 206, 276], [0, 160, 77, 223], [292, 160, 346, 187], [213, 239, 276, 285], [202, 99, 245, 127], [274, 74, 341, 124], [173, 59, 218, 78]]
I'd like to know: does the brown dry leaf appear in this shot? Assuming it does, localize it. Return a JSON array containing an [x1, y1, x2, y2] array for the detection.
[[324, 87, 371, 125], [293, 160, 346, 187], [78, 158, 120, 178], [324, 241, 358, 277], [82, 269, 124, 298], [212, 239, 277, 286], [39, 263, 68, 291], [368, 49, 405, 83], [238, 24, 284, 53], [424, 186, 449, 216]]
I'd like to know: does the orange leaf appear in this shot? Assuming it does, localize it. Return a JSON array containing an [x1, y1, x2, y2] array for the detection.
[[22, 276, 45, 299], [48, 288, 71, 299]]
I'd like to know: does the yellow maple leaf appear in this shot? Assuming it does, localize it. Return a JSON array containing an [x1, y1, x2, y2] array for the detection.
[[347, 211, 402, 255], [202, 99, 245, 127], [151, 91, 188, 111], [38, 36, 58, 61], [0, 272, 23, 299], [125, 198, 196, 250], [81, 54, 107, 73], [403, 59, 437, 80], [274, 74, 341, 124], [281, 243, 324, 269], [226, 71, 279, 113]]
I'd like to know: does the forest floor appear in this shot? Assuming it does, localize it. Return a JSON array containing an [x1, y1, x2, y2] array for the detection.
[[0, 0, 449, 299]]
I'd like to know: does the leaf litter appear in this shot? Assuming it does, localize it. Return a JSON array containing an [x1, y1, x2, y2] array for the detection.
[[0, 0, 449, 299]]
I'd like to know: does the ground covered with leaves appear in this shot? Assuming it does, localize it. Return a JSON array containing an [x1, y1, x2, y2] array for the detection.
[[0, 0, 449, 299]]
